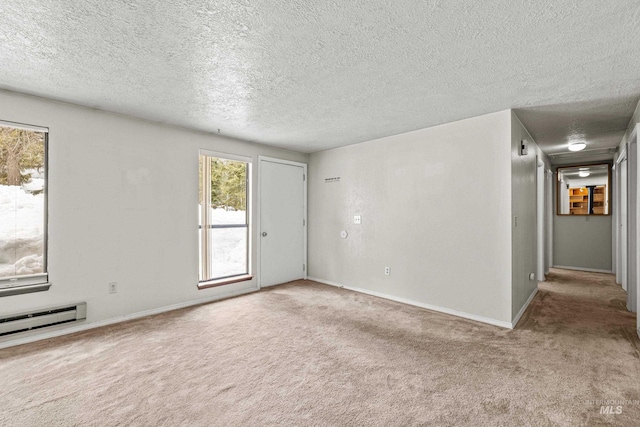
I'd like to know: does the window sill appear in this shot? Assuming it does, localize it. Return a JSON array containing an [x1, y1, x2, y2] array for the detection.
[[198, 275, 253, 290], [0, 282, 51, 297]]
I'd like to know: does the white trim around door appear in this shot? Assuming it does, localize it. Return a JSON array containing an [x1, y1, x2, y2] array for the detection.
[[257, 156, 308, 289]]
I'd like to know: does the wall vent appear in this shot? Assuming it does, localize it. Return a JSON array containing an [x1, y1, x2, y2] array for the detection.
[[0, 303, 86, 337]]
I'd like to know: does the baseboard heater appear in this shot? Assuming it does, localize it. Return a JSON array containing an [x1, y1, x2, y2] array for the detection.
[[0, 302, 87, 337]]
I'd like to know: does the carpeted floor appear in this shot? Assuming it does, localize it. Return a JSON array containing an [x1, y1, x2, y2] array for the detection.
[[0, 268, 638, 426]]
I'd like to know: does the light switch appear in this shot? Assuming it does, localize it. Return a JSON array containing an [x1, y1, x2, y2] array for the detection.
[[354, 215, 361, 224]]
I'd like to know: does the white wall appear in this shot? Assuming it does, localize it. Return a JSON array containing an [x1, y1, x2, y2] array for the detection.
[[511, 112, 544, 320], [558, 177, 570, 214], [308, 110, 514, 326], [0, 90, 307, 347], [553, 214, 613, 271]]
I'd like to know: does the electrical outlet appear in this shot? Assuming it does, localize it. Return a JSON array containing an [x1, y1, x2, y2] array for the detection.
[[109, 282, 118, 294], [354, 215, 362, 224], [384, 267, 390, 276]]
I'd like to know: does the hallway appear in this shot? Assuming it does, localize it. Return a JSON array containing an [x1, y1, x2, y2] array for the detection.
[[517, 268, 640, 423], [523, 268, 636, 338]]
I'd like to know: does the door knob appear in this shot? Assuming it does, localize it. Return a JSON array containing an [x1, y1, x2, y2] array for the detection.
[[262, 232, 268, 237]]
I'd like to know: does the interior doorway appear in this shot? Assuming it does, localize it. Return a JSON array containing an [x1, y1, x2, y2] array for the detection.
[[536, 157, 553, 281], [545, 168, 553, 274]]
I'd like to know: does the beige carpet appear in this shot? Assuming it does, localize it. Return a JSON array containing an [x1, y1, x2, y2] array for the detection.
[[0, 269, 638, 426]]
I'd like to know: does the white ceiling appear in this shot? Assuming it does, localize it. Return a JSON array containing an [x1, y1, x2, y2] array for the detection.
[[559, 164, 609, 179], [1, 1, 639, 156]]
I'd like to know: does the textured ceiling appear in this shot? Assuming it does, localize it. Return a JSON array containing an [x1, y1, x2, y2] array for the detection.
[[514, 96, 637, 165], [1, 1, 639, 154], [560, 165, 608, 179]]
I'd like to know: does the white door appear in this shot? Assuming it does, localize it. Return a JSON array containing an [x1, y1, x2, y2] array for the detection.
[[259, 158, 306, 287]]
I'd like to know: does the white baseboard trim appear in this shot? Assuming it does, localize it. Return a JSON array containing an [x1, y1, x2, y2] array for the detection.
[[511, 287, 538, 328], [553, 265, 613, 274], [307, 277, 345, 289], [307, 276, 512, 329], [0, 286, 259, 350]]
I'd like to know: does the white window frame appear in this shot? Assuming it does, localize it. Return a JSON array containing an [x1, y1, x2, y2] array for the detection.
[[198, 149, 252, 287], [0, 120, 50, 297]]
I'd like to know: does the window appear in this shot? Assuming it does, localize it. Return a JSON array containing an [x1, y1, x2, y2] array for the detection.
[[198, 151, 251, 287], [0, 121, 49, 296]]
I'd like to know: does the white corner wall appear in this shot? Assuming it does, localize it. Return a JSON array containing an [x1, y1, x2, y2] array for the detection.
[[0, 90, 307, 348], [510, 112, 543, 322], [308, 110, 513, 326]]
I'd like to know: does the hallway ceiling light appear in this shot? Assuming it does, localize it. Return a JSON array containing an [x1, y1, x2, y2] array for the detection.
[[578, 171, 590, 177], [568, 142, 586, 152]]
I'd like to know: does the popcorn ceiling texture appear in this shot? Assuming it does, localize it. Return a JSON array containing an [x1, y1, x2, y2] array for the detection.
[[0, 1, 639, 153]]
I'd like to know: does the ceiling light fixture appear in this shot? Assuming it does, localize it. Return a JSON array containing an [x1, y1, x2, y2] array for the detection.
[[568, 142, 586, 152], [579, 171, 590, 178]]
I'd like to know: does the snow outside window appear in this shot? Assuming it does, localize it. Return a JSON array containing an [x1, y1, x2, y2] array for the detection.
[[199, 152, 250, 283], [0, 122, 48, 293]]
